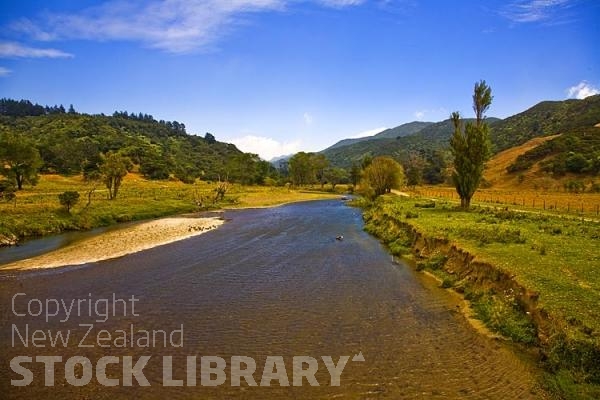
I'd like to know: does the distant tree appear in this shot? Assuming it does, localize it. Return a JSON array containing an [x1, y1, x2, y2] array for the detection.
[[255, 160, 278, 185], [213, 180, 230, 203], [100, 152, 132, 200], [204, 132, 216, 144], [0, 179, 16, 202], [404, 151, 427, 187], [361, 154, 373, 170], [227, 153, 259, 185], [58, 191, 80, 213], [289, 152, 316, 186], [325, 167, 348, 189], [83, 170, 101, 208], [423, 150, 449, 184], [361, 156, 405, 198], [68, 104, 76, 114], [0, 132, 43, 190], [139, 146, 171, 180], [350, 162, 362, 187], [565, 152, 588, 173], [450, 80, 493, 209], [312, 154, 330, 188]]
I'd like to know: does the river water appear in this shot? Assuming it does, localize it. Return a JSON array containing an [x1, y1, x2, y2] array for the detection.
[[0, 200, 542, 399]]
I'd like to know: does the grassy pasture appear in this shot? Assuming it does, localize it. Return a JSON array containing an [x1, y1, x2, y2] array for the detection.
[[360, 195, 600, 398], [0, 174, 340, 240]]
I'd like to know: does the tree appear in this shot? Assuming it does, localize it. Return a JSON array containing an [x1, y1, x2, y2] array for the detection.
[[350, 162, 362, 187], [100, 152, 132, 200], [312, 154, 330, 188], [450, 80, 493, 209], [404, 151, 426, 187], [361, 156, 405, 198], [289, 152, 316, 186], [204, 132, 216, 144], [0, 132, 43, 190], [227, 153, 259, 185], [83, 170, 102, 208], [324, 167, 348, 189], [58, 191, 80, 213], [0, 179, 16, 202]]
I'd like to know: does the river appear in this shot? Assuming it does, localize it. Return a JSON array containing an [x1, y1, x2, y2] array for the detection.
[[0, 200, 542, 399]]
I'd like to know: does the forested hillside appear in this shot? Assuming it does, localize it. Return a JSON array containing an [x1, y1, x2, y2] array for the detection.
[[322, 118, 499, 170], [507, 126, 600, 176], [321, 96, 600, 186], [0, 99, 277, 187], [324, 121, 433, 151], [491, 94, 600, 152]]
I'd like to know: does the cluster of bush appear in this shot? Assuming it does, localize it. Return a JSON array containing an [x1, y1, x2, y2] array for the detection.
[[508, 127, 600, 176]]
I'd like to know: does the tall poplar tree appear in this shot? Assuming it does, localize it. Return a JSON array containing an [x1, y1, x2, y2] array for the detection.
[[450, 80, 493, 209]]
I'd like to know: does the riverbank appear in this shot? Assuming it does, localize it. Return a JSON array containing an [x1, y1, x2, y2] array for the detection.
[[1, 216, 224, 270], [0, 173, 340, 246], [0, 197, 542, 399], [357, 195, 600, 399]]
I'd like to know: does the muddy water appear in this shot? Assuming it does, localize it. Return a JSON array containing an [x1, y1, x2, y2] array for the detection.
[[0, 200, 542, 399]]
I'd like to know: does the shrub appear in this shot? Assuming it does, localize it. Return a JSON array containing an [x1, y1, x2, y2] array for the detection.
[[58, 191, 80, 213], [414, 201, 436, 208], [405, 211, 419, 219]]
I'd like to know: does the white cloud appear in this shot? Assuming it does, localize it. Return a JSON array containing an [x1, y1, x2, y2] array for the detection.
[[414, 111, 425, 120], [230, 135, 301, 160], [348, 126, 387, 138], [566, 81, 600, 100], [0, 41, 73, 58], [0, 67, 11, 76], [10, 0, 363, 54], [303, 112, 314, 126], [502, 0, 573, 23]]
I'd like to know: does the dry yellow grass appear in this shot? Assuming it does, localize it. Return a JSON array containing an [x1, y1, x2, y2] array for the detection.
[[484, 135, 560, 189], [417, 186, 600, 216], [0, 174, 340, 240]]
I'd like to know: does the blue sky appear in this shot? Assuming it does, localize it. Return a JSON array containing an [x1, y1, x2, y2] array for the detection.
[[1, 0, 599, 159]]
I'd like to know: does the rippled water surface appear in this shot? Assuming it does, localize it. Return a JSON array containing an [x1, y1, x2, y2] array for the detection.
[[0, 200, 542, 399]]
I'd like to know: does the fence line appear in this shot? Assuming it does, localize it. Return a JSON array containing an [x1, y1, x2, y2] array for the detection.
[[418, 189, 600, 216]]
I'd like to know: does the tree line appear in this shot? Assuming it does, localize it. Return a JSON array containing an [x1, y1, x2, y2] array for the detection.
[[0, 100, 281, 201], [1, 81, 494, 210]]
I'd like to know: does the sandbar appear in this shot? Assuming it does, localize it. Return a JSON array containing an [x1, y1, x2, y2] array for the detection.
[[1, 217, 223, 270]]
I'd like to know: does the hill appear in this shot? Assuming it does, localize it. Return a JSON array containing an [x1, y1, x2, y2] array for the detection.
[[324, 121, 433, 151], [0, 98, 277, 185], [503, 126, 600, 185], [490, 94, 600, 152], [321, 96, 600, 185], [483, 135, 560, 189], [322, 118, 498, 169]]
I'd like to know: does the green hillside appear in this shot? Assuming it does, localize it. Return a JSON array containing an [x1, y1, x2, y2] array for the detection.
[[322, 96, 600, 181], [0, 98, 277, 185], [507, 126, 600, 177], [324, 121, 433, 151], [370, 121, 434, 140], [322, 118, 494, 169], [491, 94, 600, 152]]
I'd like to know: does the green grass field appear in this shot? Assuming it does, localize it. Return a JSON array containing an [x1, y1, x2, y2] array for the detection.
[[0, 174, 340, 240], [359, 195, 600, 398]]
